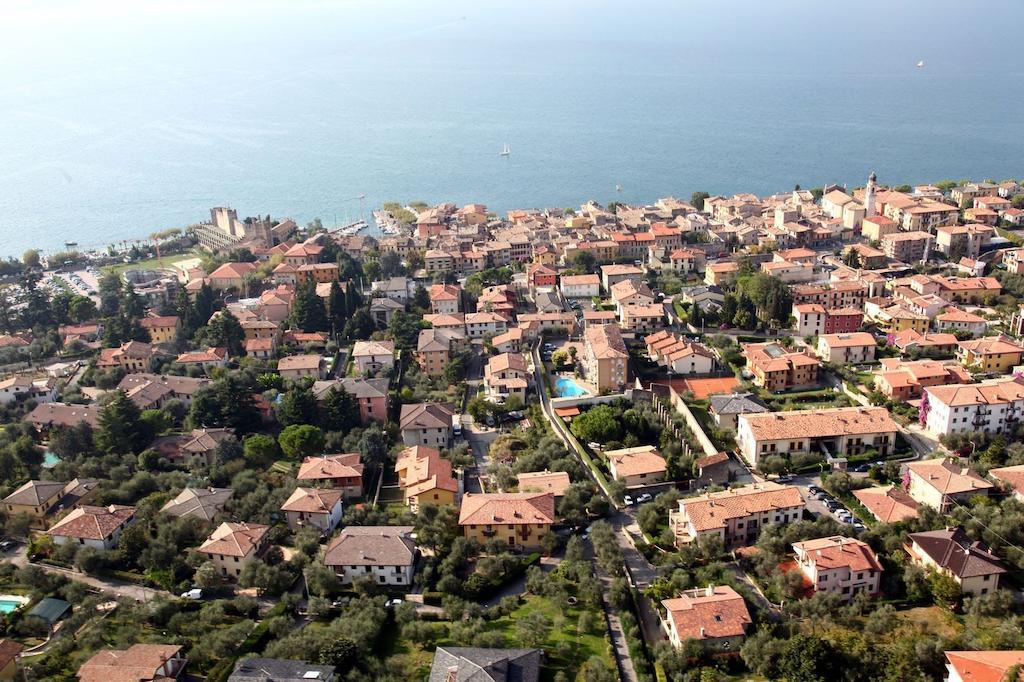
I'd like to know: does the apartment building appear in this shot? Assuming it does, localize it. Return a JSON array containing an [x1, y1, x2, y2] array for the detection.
[[644, 331, 716, 375], [669, 482, 804, 548], [661, 586, 752, 652], [934, 224, 994, 260], [399, 402, 455, 448], [458, 492, 555, 551], [742, 342, 820, 391], [905, 457, 992, 511], [872, 358, 971, 401], [791, 304, 863, 337], [352, 340, 396, 375], [428, 284, 462, 314], [792, 536, 882, 601], [324, 526, 418, 587], [582, 323, 629, 392], [907, 527, 1005, 597], [922, 377, 1024, 437], [815, 332, 876, 364], [956, 336, 1024, 374], [736, 406, 898, 467], [880, 230, 931, 263], [559, 274, 601, 299]]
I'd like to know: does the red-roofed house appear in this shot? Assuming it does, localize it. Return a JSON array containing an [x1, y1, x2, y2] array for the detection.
[[792, 536, 882, 600], [660, 586, 752, 651]]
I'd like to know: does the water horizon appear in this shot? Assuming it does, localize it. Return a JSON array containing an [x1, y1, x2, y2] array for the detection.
[[2, 0, 1022, 257]]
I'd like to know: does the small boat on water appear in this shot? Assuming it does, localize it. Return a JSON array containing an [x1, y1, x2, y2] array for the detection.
[[499, 143, 511, 157], [916, 60, 925, 68]]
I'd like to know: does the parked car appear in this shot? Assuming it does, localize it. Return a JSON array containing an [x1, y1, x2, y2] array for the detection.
[[852, 463, 871, 473], [808, 485, 821, 494], [813, 491, 829, 501], [636, 493, 653, 504], [180, 588, 203, 600], [623, 495, 635, 506], [775, 474, 795, 483]]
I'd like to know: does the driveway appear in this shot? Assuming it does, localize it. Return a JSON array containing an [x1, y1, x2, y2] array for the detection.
[[464, 423, 499, 494]]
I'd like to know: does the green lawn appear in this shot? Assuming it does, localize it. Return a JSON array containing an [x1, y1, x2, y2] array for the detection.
[[383, 595, 615, 681], [102, 250, 201, 275]]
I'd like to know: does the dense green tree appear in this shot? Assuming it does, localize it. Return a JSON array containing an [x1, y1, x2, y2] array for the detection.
[[691, 191, 711, 211], [327, 280, 347, 332], [569, 251, 598, 274], [204, 309, 245, 356], [357, 425, 388, 467], [96, 390, 146, 454], [290, 280, 329, 332], [412, 284, 430, 311], [278, 386, 319, 427], [188, 376, 261, 433], [343, 308, 375, 340], [379, 251, 404, 279], [388, 311, 422, 351], [777, 634, 838, 682], [243, 434, 279, 467], [194, 283, 215, 325], [98, 272, 122, 317], [570, 405, 622, 443], [278, 424, 325, 460], [320, 386, 359, 432]]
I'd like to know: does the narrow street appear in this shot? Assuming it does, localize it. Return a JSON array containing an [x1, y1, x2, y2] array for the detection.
[[9, 545, 170, 602]]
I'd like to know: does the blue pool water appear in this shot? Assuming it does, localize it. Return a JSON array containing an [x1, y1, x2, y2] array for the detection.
[[42, 451, 60, 469], [555, 377, 589, 398]]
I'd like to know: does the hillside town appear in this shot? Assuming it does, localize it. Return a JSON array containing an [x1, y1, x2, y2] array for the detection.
[[1, 178, 1024, 681]]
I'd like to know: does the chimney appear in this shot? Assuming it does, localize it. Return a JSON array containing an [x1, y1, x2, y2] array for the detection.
[[705, 585, 714, 597]]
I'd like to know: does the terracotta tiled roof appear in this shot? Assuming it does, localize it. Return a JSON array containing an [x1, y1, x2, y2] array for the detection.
[[78, 643, 184, 682], [678, 483, 803, 533], [925, 377, 1024, 408], [280, 486, 342, 514], [197, 522, 269, 558], [606, 446, 667, 478], [852, 485, 920, 523], [906, 458, 993, 495], [585, 324, 628, 360], [208, 262, 256, 280], [819, 332, 875, 348], [989, 464, 1024, 494], [741, 406, 897, 442], [792, 536, 882, 572], [458, 492, 555, 526], [47, 505, 135, 540], [516, 471, 572, 497], [944, 651, 1024, 682], [662, 585, 752, 641], [352, 340, 396, 357], [277, 354, 323, 371], [297, 453, 364, 481]]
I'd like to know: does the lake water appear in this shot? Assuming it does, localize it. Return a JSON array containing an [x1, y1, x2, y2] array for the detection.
[[2, 0, 1023, 257]]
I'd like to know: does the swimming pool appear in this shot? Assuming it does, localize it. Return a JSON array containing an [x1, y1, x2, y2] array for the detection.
[[0, 596, 29, 614], [42, 451, 60, 469], [554, 377, 589, 398]]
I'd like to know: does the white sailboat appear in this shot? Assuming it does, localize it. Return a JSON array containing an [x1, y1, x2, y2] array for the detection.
[[916, 60, 925, 68], [499, 143, 511, 157]]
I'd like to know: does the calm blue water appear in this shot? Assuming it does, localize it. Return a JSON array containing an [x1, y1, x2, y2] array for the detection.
[[2, 0, 1023, 257], [555, 377, 589, 398]]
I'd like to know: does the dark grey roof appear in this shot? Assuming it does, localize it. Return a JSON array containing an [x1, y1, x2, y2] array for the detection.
[[311, 377, 390, 400], [909, 527, 1007, 578], [533, 291, 564, 313], [161, 487, 233, 521], [229, 657, 334, 682], [428, 647, 542, 682], [27, 598, 70, 624], [3, 481, 65, 506], [708, 392, 770, 416], [371, 297, 405, 310]]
